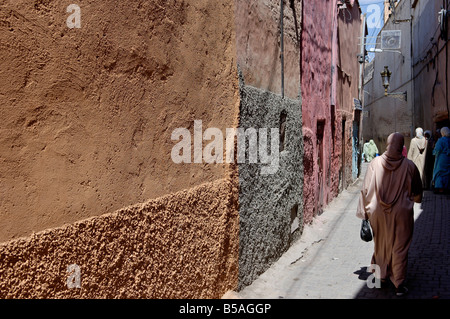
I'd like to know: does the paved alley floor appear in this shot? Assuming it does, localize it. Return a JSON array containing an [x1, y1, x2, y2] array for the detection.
[[238, 163, 450, 299]]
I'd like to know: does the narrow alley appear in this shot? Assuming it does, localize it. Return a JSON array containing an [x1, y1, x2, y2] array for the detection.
[[238, 163, 450, 299], [1, 0, 449, 302]]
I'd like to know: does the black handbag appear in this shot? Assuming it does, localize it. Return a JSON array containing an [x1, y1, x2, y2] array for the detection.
[[360, 219, 373, 242]]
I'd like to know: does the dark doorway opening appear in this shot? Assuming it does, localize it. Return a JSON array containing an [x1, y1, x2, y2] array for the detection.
[[316, 120, 325, 215], [341, 118, 346, 191], [280, 110, 287, 152]]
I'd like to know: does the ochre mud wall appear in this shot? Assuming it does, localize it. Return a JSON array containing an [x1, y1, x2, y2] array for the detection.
[[0, 0, 239, 242], [0, 0, 240, 299], [234, 0, 302, 99], [0, 178, 238, 299]]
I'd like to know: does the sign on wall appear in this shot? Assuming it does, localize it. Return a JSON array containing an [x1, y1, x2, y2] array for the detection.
[[381, 30, 401, 50]]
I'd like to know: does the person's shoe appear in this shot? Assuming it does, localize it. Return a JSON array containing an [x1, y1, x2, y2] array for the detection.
[[395, 284, 408, 296]]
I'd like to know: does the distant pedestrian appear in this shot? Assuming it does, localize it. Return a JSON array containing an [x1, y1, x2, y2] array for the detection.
[[357, 132, 423, 296], [424, 130, 435, 189], [408, 127, 427, 188], [402, 145, 407, 158], [436, 128, 442, 140], [363, 139, 378, 162], [432, 127, 450, 193], [362, 140, 369, 162]]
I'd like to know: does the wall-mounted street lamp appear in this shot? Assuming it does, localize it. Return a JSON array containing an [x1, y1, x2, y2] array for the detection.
[[380, 65, 407, 101], [380, 65, 391, 95], [368, 47, 405, 63], [369, 48, 401, 54]]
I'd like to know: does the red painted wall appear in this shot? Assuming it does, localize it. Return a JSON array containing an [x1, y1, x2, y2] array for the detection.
[[301, 0, 334, 223], [301, 0, 362, 224]]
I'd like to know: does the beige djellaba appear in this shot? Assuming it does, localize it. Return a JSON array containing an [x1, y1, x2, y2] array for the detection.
[[357, 133, 423, 289], [408, 128, 428, 187]]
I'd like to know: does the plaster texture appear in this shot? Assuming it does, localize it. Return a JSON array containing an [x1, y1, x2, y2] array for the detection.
[[0, 0, 241, 299], [0, 0, 239, 242], [0, 178, 239, 299], [0, 0, 308, 298], [300, 0, 361, 224], [301, 0, 334, 223], [237, 82, 303, 289], [234, 0, 302, 99]]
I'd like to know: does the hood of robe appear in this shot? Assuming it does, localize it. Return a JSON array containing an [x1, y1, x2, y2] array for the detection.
[[381, 132, 404, 171], [377, 133, 410, 210], [415, 127, 424, 139]]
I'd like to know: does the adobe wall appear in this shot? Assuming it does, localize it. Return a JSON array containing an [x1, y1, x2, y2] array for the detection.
[[235, 0, 302, 99], [0, 178, 238, 298], [0, 0, 307, 297], [0, 0, 239, 242], [0, 0, 240, 299]]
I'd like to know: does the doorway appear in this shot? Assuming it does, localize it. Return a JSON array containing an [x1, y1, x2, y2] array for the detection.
[[341, 118, 346, 191], [316, 120, 325, 215]]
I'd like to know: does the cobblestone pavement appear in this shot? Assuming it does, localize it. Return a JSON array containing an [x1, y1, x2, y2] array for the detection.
[[239, 163, 450, 299]]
